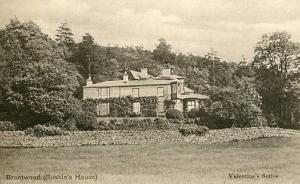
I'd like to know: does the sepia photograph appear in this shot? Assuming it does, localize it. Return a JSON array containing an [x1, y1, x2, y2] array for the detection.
[[0, 0, 300, 183]]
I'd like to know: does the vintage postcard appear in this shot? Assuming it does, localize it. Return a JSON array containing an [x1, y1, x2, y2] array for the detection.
[[0, 0, 299, 183]]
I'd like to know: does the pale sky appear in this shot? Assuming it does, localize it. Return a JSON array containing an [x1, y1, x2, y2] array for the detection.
[[1, 0, 300, 62]]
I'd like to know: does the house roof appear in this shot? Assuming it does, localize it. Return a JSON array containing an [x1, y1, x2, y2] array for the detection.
[[83, 78, 176, 88], [156, 74, 185, 80], [129, 70, 153, 80], [177, 93, 209, 100], [184, 87, 194, 93]]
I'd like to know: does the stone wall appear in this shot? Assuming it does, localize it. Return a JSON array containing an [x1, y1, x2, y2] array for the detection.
[[0, 128, 299, 148]]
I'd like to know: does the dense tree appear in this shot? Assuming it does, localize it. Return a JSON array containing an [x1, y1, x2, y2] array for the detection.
[[55, 21, 75, 55], [0, 19, 81, 128], [153, 38, 176, 64], [253, 31, 300, 126], [210, 79, 266, 128], [72, 33, 96, 78], [4, 18, 293, 130]]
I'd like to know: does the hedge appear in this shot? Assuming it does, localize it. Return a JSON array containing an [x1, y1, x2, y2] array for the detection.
[[83, 96, 158, 117], [0, 121, 16, 131], [165, 109, 184, 120], [77, 118, 177, 131], [178, 124, 209, 136], [26, 124, 65, 137]]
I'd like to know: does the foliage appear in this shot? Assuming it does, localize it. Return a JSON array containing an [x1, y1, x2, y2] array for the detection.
[[75, 112, 98, 131], [55, 21, 75, 59], [83, 96, 158, 117], [165, 109, 184, 120], [92, 118, 176, 131], [187, 107, 210, 120], [253, 31, 300, 127], [153, 38, 176, 64], [178, 124, 209, 136], [31, 124, 65, 137], [209, 85, 267, 128], [168, 119, 183, 124], [72, 33, 97, 78], [164, 99, 176, 110], [62, 118, 78, 131], [3, 19, 300, 131], [129, 112, 142, 117], [0, 19, 81, 128], [0, 121, 16, 131]]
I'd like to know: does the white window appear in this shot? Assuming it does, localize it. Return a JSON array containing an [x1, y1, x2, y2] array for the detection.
[[99, 88, 109, 98], [98, 103, 109, 116], [187, 101, 196, 111], [157, 87, 164, 97], [133, 102, 140, 113], [132, 88, 139, 97]]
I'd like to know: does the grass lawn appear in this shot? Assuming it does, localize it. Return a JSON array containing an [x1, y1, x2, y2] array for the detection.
[[0, 136, 300, 184]]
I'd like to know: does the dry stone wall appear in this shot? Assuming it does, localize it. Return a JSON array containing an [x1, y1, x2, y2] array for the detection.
[[0, 128, 299, 148]]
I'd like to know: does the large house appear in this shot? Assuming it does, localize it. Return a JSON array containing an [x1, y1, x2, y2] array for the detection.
[[83, 67, 209, 116]]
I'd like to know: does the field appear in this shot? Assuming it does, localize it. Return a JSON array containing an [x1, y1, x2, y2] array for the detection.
[[0, 137, 300, 184]]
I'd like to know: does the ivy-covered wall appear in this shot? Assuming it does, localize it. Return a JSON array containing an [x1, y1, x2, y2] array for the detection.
[[83, 96, 158, 117]]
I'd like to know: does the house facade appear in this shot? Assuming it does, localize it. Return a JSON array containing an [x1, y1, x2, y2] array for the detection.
[[83, 67, 209, 116]]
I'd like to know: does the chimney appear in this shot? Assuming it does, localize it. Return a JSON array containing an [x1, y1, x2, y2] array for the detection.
[[123, 71, 128, 83], [86, 75, 93, 86], [162, 67, 171, 76], [140, 68, 148, 79]]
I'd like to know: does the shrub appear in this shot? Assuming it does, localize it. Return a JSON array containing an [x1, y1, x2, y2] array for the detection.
[[164, 99, 176, 110], [129, 112, 142, 117], [75, 111, 98, 131], [0, 121, 16, 131], [187, 108, 199, 119], [178, 125, 209, 136], [143, 109, 157, 117], [95, 118, 176, 131], [62, 118, 78, 131], [31, 124, 65, 137], [165, 109, 183, 120], [154, 118, 177, 130], [210, 86, 268, 128], [168, 119, 183, 124], [83, 96, 158, 117], [187, 108, 210, 120], [139, 97, 158, 117]]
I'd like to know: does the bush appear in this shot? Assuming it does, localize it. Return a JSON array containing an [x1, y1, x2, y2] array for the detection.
[[187, 108, 199, 119], [143, 109, 157, 117], [165, 109, 183, 120], [75, 111, 98, 131], [0, 121, 16, 131], [31, 124, 65, 137], [62, 118, 78, 131], [83, 96, 158, 117], [178, 125, 209, 136], [168, 119, 183, 124], [188, 108, 210, 120], [154, 118, 177, 130], [129, 112, 142, 117], [95, 118, 176, 131]]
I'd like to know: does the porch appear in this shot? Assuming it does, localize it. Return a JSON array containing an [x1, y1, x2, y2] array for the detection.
[[174, 93, 209, 112]]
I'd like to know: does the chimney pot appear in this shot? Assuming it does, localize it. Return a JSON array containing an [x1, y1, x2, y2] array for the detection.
[[162, 67, 171, 76], [86, 75, 93, 86], [123, 71, 128, 83], [140, 68, 148, 79]]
